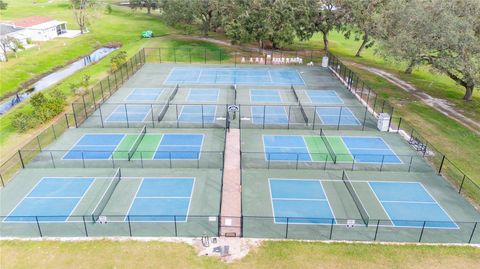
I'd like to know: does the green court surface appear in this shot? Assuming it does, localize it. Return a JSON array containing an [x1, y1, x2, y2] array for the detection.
[[0, 168, 222, 237], [112, 134, 163, 160], [241, 169, 480, 243]]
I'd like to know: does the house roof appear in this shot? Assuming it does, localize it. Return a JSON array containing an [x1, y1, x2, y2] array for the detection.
[[11, 16, 54, 28], [0, 23, 23, 36]]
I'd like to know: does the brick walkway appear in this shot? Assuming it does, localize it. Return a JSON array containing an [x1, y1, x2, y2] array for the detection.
[[219, 128, 242, 236]]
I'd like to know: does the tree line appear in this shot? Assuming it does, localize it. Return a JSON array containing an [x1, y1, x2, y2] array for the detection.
[[135, 0, 479, 101]]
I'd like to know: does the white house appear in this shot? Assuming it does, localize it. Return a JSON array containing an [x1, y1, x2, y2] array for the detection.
[[10, 16, 69, 41]]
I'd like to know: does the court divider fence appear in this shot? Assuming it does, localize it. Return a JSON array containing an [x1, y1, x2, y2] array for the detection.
[[1, 214, 477, 244], [326, 52, 480, 206], [0, 50, 145, 186], [143, 47, 326, 66], [18, 150, 224, 169]]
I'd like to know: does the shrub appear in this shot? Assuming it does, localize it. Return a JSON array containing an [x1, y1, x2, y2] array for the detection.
[[110, 51, 127, 73], [12, 111, 38, 133]]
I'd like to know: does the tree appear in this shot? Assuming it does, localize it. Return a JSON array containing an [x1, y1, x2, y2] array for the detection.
[[221, 0, 299, 49], [159, 0, 195, 26], [0, 0, 8, 10], [70, 0, 97, 34], [130, 0, 159, 14], [110, 51, 127, 73], [342, 0, 386, 57], [295, 0, 349, 51], [376, 0, 480, 101], [0, 36, 23, 62], [192, 0, 219, 36]]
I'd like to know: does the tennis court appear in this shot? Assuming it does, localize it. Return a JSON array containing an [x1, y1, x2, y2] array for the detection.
[[315, 107, 361, 126], [252, 106, 289, 124], [263, 135, 401, 163], [124, 88, 164, 102], [4, 177, 94, 222], [306, 90, 344, 104], [63, 133, 204, 160], [178, 105, 217, 123], [105, 105, 152, 123], [164, 67, 305, 85], [369, 181, 457, 228], [127, 177, 194, 222], [269, 179, 335, 224], [250, 89, 282, 103], [186, 89, 219, 102]]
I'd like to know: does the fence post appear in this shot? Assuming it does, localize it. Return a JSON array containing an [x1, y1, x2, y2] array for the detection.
[[18, 150, 25, 168], [373, 219, 380, 241], [82, 216, 88, 237], [408, 156, 414, 172], [458, 175, 466, 193], [35, 216, 43, 237], [50, 152, 55, 168], [329, 218, 334, 239], [174, 216, 178, 237], [418, 221, 426, 242], [438, 155, 446, 174], [468, 222, 478, 244], [65, 113, 70, 128], [0, 174, 4, 187], [127, 215, 132, 236], [36, 136, 42, 151], [285, 217, 289, 238]]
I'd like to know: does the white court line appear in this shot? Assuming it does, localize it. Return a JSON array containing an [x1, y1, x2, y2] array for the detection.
[[61, 133, 126, 160]]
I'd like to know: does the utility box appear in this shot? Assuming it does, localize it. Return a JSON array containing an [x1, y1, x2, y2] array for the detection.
[[377, 113, 390, 131], [322, 56, 329, 67]]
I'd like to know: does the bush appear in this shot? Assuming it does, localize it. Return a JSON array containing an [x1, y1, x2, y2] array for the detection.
[[110, 51, 127, 73], [106, 4, 112, 14], [12, 88, 67, 132], [12, 111, 39, 133]]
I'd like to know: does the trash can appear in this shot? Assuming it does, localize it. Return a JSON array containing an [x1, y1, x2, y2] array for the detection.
[[377, 113, 390, 131], [322, 56, 329, 67]]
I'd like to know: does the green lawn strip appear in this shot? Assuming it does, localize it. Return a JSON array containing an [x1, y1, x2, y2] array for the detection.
[[112, 134, 137, 160], [130, 134, 162, 160]]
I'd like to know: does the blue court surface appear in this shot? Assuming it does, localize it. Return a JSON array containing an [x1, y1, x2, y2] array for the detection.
[[4, 177, 94, 222], [178, 105, 216, 123], [316, 107, 361, 125], [306, 90, 343, 104], [269, 179, 335, 224], [342, 136, 401, 163], [250, 89, 282, 103], [369, 182, 457, 228], [165, 67, 305, 85], [252, 106, 288, 124], [154, 134, 204, 160], [125, 88, 163, 101], [63, 134, 125, 160], [127, 178, 194, 222], [63, 133, 204, 160], [187, 89, 219, 102], [105, 105, 151, 122], [263, 135, 401, 163], [263, 135, 311, 161]]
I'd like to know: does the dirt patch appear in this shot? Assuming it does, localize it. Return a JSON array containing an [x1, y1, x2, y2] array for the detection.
[[346, 62, 480, 135]]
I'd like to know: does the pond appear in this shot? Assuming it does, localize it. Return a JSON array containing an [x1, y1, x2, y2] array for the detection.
[[0, 47, 117, 115]]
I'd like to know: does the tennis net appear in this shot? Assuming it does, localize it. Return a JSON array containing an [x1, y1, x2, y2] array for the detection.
[[291, 85, 308, 124], [168, 84, 179, 102], [342, 171, 370, 226], [127, 125, 147, 161], [320, 128, 337, 163], [92, 168, 122, 222], [157, 102, 170, 122]]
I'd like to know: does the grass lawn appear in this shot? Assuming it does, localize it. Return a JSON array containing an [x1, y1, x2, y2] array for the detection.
[[1, 240, 479, 269]]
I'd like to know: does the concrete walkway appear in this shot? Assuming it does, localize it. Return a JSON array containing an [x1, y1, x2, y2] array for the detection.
[[219, 128, 242, 237]]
